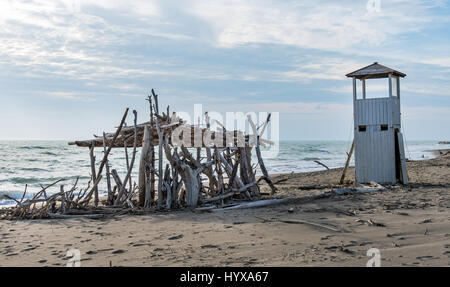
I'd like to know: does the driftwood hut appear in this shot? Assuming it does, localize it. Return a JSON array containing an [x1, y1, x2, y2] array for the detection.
[[0, 87, 390, 221], [1, 90, 277, 220], [68, 90, 277, 211]]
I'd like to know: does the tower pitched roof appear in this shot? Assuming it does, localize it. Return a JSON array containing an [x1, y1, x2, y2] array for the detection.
[[346, 62, 406, 79]]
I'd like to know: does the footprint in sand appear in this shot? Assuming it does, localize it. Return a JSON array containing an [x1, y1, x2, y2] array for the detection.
[[21, 246, 39, 252], [97, 248, 114, 252], [81, 258, 92, 262], [419, 219, 432, 224], [131, 242, 153, 247], [201, 244, 220, 249], [416, 255, 435, 260], [168, 234, 183, 240]]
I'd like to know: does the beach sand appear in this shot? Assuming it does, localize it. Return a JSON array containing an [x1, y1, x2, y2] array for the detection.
[[0, 152, 449, 267]]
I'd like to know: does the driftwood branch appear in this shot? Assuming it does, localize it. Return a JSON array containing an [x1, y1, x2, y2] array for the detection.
[[340, 139, 354, 184], [207, 192, 334, 212], [115, 110, 138, 205], [84, 108, 129, 205], [247, 114, 277, 194], [103, 132, 113, 205], [314, 160, 329, 170]]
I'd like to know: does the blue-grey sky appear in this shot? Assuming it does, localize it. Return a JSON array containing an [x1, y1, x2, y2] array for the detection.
[[1, 0, 449, 141]]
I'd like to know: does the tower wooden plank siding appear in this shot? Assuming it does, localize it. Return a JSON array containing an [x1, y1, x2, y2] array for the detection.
[[346, 62, 408, 184]]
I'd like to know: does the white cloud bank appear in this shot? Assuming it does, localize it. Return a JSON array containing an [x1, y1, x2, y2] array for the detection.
[[189, 0, 438, 50], [0, 0, 447, 82]]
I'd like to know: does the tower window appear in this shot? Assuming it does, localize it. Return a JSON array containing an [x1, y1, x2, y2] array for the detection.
[[359, 125, 366, 132], [381, 124, 388, 131]]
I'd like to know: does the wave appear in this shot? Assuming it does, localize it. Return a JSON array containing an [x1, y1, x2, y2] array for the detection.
[[0, 177, 42, 184], [41, 151, 58, 156], [0, 176, 86, 185], [17, 167, 49, 172], [18, 146, 47, 150], [302, 157, 321, 161]]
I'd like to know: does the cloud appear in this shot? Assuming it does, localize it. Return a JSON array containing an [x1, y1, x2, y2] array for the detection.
[[402, 83, 450, 97], [108, 83, 143, 92], [189, 0, 437, 50], [0, 0, 190, 83], [279, 58, 364, 81], [418, 58, 450, 68], [213, 101, 353, 116], [42, 91, 96, 101], [80, 0, 159, 17], [1, 0, 447, 84], [402, 105, 450, 139], [403, 105, 450, 119]]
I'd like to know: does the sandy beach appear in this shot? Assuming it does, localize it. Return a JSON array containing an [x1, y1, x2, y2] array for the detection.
[[0, 151, 449, 267], [2, 0, 450, 274]]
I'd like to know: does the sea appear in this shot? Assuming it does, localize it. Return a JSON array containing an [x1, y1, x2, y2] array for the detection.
[[0, 140, 448, 206]]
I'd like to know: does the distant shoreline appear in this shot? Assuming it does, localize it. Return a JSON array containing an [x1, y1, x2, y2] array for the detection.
[[424, 148, 450, 156]]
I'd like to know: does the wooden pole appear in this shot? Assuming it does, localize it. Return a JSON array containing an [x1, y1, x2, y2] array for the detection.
[[95, 108, 128, 178], [171, 166, 179, 208], [248, 114, 277, 194], [239, 147, 252, 198], [111, 169, 123, 190], [84, 108, 129, 204], [247, 147, 259, 196], [89, 143, 99, 207], [362, 79, 366, 99], [115, 110, 138, 205], [155, 120, 164, 208], [204, 112, 217, 191], [146, 94, 156, 206], [139, 125, 152, 207], [165, 164, 171, 209], [124, 140, 132, 193], [388, 73, 393, 97], [60, 185, 66, 214], [148, 130, 155, 206], [149, 98, 156, 203], [103, 132, 113, 205], [228, 153, 239, 189], [215, 148, 224, 195], [339, 139, 355, 184]]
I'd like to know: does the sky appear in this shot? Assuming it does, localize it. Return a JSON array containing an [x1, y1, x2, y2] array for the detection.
[[0, 0, 449, 141]]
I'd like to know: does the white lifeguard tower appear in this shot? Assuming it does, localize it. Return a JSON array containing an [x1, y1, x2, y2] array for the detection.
[[346, 62, 408, 184]]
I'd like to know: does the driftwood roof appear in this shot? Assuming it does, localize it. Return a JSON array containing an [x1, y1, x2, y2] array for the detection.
[[68, 116, 249, 149], [346, 62, 406, 79]]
